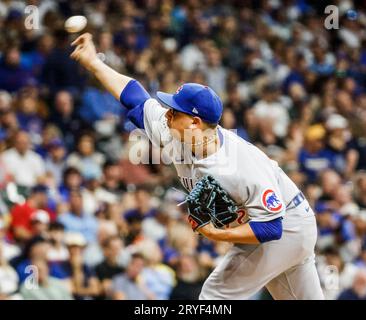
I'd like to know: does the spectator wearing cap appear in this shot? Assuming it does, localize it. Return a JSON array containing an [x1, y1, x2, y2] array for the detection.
[[10, 184, 51, 242], [45, 139, 67, 186], [60, 232, 101, 300], [20, 258, 73, 300], [30, 209, 50, 238], [298, 124, 336, 183], [324, 114, 358, 178], [95, 236, 125, 298], [58, 190, 98, 243], [2, 130, 46, 188]]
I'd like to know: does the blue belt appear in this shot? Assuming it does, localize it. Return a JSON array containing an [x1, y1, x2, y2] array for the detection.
[[286, 191, 306, 209]]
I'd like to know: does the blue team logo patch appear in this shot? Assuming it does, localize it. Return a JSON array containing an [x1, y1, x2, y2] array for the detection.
[[261, 189, 283, 213]]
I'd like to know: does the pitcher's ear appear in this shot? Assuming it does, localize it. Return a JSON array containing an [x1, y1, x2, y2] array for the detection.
[[192, 116, 203, 128]]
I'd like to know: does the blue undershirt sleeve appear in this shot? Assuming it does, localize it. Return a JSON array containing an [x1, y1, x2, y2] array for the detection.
[[249, 217, 283, 243], [119, 80, 151, 129]]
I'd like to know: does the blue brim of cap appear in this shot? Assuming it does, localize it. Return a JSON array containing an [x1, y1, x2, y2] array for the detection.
[[156, 91, 191, 115]]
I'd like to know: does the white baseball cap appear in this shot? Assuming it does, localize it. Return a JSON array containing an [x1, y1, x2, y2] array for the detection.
[[64, 232, 87, 247], [326, 114, 348, 130], [31, 210, 50, 224]]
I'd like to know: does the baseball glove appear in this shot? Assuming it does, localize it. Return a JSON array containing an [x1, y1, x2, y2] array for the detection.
[[186, 175, 238, 231]]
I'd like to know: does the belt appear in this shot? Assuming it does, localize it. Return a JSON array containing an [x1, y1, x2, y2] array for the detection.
[[286, 191, 305, 210]]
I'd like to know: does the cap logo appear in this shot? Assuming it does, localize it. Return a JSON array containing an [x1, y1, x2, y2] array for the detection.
[[192, 107, 198, 114], [175, 85, 184, 94]]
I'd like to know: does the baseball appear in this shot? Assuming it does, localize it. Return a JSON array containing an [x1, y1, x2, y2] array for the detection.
[[64, 15, 87, 33]]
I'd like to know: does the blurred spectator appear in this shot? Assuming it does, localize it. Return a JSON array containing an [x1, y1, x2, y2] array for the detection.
[[0, 218, 20, 261], [138, 240, 176, 300], [338, 269, 366, 300], [10, 184, 50, 242], [354, 173, 366, 210], [47, 222, 69, 264], [83, 221, 119, 268], [170, 254, 204, 300], [42, 29, 86, 93], [100, 160, 126, 201], [58, 191, 98, 243], [2, 130, 46, 188], [20, 258, 73, 300], [253, 83, 290, 139], [318, 247, 359, 300], [0, 238, 20, 300], [45, 139, 67, 186], [60, 232, 100, 300], [204, 46, 227, 96], [58, 167, 83, 202], [30, 209, 50, 238], [0, 46, 34, 92], [95, 235, 125, 298], [299, 125, 335, 183], [10, 235, 61, 283], [49, 90, 89, 150], [66, 133, 105, 181], [324, 114, 358, 178], [15, 89, 44, 145], [110, 253, 151, 300]]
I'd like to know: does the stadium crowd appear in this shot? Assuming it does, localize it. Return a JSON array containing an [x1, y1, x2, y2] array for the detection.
[[1, 0, 366, 300]]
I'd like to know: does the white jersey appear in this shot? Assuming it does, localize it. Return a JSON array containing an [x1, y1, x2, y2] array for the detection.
[[143, 98, 301, 224]]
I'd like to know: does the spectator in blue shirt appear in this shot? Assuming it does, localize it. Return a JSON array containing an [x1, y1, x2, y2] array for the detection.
[[299, 124, 336, 183], [0, 46, 35, 93], [58, 191, 98, 243]]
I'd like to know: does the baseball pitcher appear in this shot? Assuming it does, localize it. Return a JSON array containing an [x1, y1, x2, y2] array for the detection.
[[70, 33, 324, 300]]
